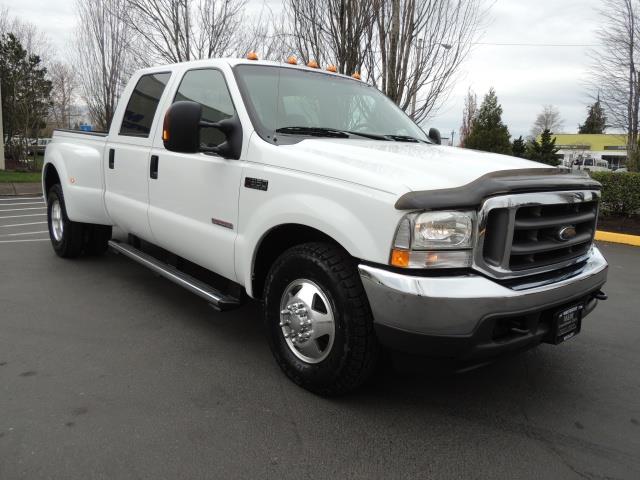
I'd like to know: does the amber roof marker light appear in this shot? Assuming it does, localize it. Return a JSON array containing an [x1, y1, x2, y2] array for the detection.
[[352, 72, 361, 80], [247, 51, 259, 60], [326, 65, 337, 73], [307, 59, 319, 69], [286, 55, 298, 65]]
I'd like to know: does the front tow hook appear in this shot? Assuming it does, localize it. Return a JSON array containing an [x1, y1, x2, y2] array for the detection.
[[593, 290, 608, 301]]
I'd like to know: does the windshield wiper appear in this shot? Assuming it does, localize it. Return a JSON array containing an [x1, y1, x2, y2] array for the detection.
[[275, 126, 390, 141], [384, 134, 429, 143], [275, 127, 349, 138]]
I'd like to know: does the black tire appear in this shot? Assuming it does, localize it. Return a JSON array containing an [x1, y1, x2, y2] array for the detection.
[[47, 184, 85, 258], [85, 224, 112, 256], [263, 242, 379, 395]]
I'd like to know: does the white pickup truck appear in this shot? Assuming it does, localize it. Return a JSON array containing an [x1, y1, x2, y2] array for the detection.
[[43, 58, 608, 394]]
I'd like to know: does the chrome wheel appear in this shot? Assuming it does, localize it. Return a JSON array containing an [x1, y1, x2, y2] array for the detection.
[[279, 279, 336, 364], [50, 200, 64, 242]]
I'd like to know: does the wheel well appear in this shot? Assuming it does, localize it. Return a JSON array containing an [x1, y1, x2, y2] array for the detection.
[[252, 224, 343, 299], [43, 164, 60, 196]]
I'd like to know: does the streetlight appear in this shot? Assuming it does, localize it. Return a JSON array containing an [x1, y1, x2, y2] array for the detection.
[[411, 41, 453, 115]]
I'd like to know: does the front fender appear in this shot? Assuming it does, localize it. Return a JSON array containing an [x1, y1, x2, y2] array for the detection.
[[235, 175, 401, 296]]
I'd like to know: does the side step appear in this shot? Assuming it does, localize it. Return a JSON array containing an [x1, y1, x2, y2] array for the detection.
[[108, 240, 241, 311]]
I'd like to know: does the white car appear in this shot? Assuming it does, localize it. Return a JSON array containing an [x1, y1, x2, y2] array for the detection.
[[42, 58, 608, 394]]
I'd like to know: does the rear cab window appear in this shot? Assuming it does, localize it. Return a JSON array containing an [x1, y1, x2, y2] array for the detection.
[[120, 72, 172, 137]]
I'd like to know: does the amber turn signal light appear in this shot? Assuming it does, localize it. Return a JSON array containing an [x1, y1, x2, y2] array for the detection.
[[247, 51, 259, 60], [390, 249, 410, 268]]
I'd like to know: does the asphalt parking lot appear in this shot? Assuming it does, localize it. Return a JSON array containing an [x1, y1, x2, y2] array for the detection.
[[1, 195, 639, 479]]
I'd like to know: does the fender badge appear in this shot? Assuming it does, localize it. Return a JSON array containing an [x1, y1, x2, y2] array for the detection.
[[211, 218, 233, 229]]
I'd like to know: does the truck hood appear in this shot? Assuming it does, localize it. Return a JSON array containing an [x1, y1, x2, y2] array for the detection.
[[279, 139, 551, 194]]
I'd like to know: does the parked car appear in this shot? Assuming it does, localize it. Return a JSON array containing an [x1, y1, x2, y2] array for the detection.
[[27, 138, 52, 155], [42, 58, 608, 394], [573, 157, 610, 172]]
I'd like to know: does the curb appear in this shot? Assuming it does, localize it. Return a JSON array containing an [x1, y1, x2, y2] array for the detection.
[[595, 230, 640, 247], [0, 182, 43, 197]]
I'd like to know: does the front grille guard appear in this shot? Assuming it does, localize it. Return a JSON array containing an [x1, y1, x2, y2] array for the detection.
[[473, 190, 601, 280]]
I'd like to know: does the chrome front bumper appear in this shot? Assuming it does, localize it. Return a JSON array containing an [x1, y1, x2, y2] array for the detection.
[[359, 247, 608, 338]]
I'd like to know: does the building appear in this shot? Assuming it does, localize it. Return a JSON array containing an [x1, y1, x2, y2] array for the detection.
[[551, 134, 627, 170]]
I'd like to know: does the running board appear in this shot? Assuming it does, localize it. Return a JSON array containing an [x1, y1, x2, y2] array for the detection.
[[108, 240, 241, 311]]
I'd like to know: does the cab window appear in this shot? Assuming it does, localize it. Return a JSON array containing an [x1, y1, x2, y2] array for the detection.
[[173, 69, 236, 148], [120, 72, 171, 137]]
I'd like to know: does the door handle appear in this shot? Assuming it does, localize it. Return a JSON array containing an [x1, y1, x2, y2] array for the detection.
[[108, 149, 115, 169], [150, 155, 159, 179]]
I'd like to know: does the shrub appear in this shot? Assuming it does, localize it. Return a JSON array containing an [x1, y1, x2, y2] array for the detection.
[[590, 171, 640, 216]]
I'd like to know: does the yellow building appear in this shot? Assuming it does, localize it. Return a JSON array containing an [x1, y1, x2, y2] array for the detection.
[[551, 134, 627, 170]]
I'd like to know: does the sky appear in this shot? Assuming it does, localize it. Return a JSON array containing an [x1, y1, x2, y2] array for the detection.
[[1, 0, 603, 141]]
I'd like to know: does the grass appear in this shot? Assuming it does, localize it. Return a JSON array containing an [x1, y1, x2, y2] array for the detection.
[[1, 154, 43, 183], [0, 169, 42, 183]]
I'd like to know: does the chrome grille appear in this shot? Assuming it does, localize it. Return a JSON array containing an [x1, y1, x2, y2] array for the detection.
[[474, 190, 600, 279]]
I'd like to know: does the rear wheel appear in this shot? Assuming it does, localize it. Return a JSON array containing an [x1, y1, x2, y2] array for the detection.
[[47, 184, 84, 258], [263, 242, 379, 395]]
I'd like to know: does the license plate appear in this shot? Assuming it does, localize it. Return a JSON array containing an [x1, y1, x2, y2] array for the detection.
[[552, 304, 583, 344]]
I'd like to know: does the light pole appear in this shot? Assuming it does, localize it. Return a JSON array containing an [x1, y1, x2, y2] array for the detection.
[[0, 82, 5, 170]]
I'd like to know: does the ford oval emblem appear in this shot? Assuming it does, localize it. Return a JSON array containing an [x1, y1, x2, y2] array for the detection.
[[557, 226, 577, 242]]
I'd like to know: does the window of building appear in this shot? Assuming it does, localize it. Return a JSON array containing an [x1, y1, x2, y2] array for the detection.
[[120, 72, 171, 137]]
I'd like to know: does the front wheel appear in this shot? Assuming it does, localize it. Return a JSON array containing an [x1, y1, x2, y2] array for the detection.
[[263, 242, 379, 395]]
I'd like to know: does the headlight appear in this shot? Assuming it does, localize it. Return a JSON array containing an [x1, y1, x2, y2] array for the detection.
[[391, 210, 476, 269], [413, 211, 474, 249]]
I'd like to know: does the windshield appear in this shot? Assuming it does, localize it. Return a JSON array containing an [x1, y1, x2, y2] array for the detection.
[[234, 64, 429, 143]]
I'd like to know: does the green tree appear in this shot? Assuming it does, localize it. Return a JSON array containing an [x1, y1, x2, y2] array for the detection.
[[463, 88, 511, 154], [578, 97, 607, 134], [0, 33, 52, 167], [512, 135, 526, 158], [526, 129, 560, 166]]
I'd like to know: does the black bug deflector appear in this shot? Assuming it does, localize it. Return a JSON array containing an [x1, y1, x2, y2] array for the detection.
[[395, 168, 602, 210]]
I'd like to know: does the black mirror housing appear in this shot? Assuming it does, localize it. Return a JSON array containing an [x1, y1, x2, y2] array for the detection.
[[163, 100, 243, 159], [163, 101, 202, 153], [428, 128, 442, 145]]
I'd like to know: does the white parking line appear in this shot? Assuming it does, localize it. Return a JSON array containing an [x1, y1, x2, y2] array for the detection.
[[0, 213, 47, 219], [0, 230, 48, 237], [0, 222, 47, 228], [0, 202, 45, 206], [0, 238, 49, 244], [0, 207, 47, 212], [0, 198, 43, 203]]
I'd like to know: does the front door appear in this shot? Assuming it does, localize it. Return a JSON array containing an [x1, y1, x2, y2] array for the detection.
[[147, 68, 243, 281], [104, 71, 172, 240]]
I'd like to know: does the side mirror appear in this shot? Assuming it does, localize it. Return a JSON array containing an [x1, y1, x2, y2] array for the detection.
[[162, 100, 243, 159], [428, 128, 442, 145]]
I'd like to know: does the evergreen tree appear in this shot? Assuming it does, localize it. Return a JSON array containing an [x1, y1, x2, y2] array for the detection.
[[463, 88, 511, 154], [578, 97, 607, 134], [512, 136, 526, 158], [526, 129, 560, 166], [0, 33, 52, 166]]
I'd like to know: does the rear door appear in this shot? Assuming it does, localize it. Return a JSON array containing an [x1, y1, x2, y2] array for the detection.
[[147, 67, 243, 281], [104, 71, 172, 240]]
